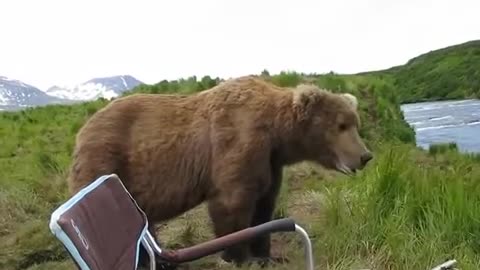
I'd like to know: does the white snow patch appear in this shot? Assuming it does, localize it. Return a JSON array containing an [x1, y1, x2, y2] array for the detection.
[[121, 76, 128, 89], [0, 88, 10, 105], [46, 82, 121, 101], [0, 96, 8, 105]]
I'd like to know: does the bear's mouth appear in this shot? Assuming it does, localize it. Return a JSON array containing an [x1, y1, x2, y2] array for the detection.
[[336, 163, 356, 175]]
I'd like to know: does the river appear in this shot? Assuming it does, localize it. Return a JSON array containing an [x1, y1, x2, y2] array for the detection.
[[400, 99, 480, 153]]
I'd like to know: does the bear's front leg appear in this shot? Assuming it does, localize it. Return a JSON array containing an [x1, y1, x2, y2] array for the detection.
[[249, 186, 279, 258], [207, 190, 257, 266], [249, 161, 288, 265]]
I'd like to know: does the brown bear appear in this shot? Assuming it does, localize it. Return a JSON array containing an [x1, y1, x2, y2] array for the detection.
[[66, 75, 373, 267]]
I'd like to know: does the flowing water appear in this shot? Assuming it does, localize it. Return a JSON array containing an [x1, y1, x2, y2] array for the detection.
[[400, 99, 480, 153]]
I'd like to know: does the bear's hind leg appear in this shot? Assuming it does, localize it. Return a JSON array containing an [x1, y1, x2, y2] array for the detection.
[[207, 190, 257, 266]]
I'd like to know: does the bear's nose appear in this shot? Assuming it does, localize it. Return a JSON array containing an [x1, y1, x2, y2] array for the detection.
[[361, 152, 373, 166]]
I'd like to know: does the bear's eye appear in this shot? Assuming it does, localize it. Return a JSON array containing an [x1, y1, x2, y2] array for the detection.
[[339, 123, 348, 131]]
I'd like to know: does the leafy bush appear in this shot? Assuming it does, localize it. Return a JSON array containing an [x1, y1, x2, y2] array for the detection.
[[429, 142, 459, 156]]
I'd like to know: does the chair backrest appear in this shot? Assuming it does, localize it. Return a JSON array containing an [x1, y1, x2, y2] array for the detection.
[[49, 174, 150, 270]]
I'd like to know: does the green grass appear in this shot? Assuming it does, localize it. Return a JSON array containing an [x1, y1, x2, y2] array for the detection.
[[0, 68, 478, 270], [310, 143, 480, 269]]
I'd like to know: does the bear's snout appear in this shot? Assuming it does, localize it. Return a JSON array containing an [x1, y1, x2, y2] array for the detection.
[[360, 152, 373, 166]]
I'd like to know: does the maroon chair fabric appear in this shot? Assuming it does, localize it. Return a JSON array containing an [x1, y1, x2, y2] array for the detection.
[[50, 174, 149, 270]]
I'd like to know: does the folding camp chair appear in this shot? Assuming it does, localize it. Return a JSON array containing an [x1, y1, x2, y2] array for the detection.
[[49, 173, 315, 270]]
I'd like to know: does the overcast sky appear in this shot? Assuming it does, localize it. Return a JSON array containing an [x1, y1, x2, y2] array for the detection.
[[1, 0, 479, 90]]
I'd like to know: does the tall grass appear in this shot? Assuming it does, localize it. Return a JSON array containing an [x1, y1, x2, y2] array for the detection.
[[312, 143, 480, 269], [0, 101, 107, 270]]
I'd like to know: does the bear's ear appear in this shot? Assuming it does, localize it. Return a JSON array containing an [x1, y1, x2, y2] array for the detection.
[[292, 84, 323, 121], [292, 84, 320, 108], [341, 93, 358, 110]]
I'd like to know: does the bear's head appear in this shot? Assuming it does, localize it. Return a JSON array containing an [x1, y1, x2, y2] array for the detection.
[[291, 84, 373, 175]]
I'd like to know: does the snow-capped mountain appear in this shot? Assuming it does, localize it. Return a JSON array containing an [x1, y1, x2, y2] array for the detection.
[[45, 75, 143, 101], [0, 76, 71, 110]]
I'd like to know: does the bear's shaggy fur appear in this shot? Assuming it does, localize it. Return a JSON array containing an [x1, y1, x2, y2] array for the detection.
[[67, 75, 372, 266]]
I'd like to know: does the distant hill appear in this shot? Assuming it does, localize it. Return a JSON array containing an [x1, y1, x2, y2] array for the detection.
[[45, 75, 144, 101], [0, 75, 144, 111], [0, 76, 73, 110], [365, 40, 480, 103]]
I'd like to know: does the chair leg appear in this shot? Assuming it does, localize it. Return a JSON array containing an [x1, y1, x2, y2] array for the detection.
[[141, 238, 156, 270]]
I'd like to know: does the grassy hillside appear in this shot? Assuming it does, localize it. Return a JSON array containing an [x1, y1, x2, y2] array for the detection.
[[366, 40, 480, 103], [0, 69, 479, 270]]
